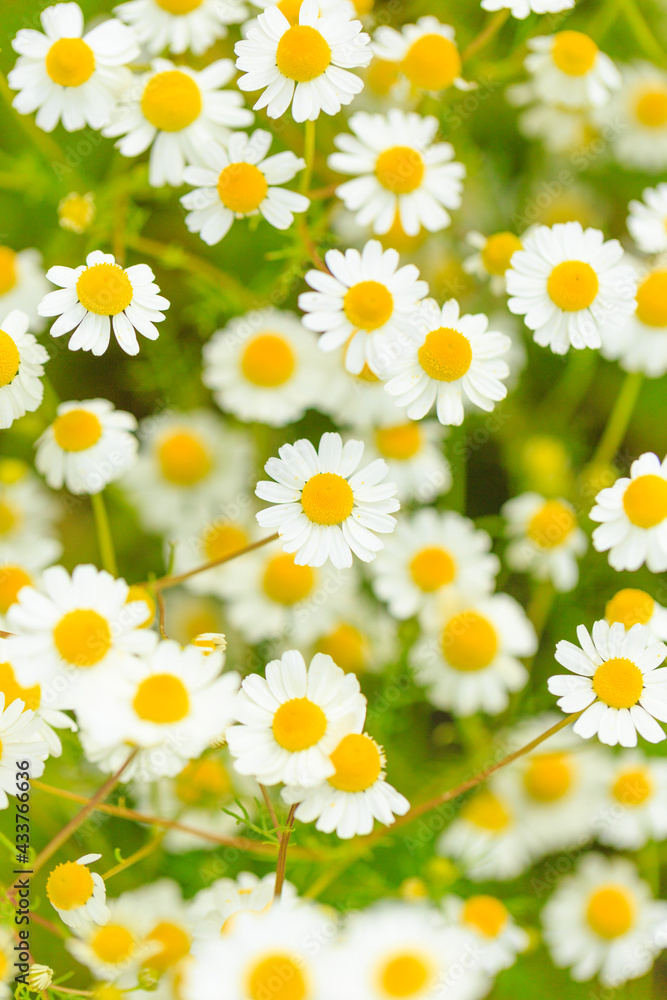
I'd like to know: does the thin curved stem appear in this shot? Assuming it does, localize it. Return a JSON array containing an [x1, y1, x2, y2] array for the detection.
[[274, 804, 297, 898], [91, 491, 118, 577], [590, 371, 643, 470], [300, 120, 316, 196], [462, 10, 509, 62], [146, 532, 279, 591]]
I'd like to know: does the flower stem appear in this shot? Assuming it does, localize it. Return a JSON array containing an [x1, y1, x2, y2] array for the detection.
[[146, 532, 279, 591], [462, 10, 509, 62], [274, 804, 297, 898], [91, 491, 118, 577], [590, 371, 643, 470], [300, 120, 316, 196], [619, 0, 666, 61]]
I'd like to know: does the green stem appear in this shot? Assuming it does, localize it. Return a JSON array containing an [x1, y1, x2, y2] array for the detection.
[[462, 9, 509, 62], [300, 119, 316, 197], [274, 804, 297, 898], [619, 0, 667, 62], [591, 371, 643, 469], [91, 491, 118, 577]]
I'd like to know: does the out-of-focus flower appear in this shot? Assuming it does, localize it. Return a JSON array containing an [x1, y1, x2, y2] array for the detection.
[[58, 192, 96, 234], [605, 587, 667, 640], [599, 62, 667, 172], [0, 310, 48, 430], [463, 231, 523, 295], [442, 894, 529, 975], [372, 18, 471, 95], [627, 183, 667, 254], [502, 493, 587, 592], [601, 263, 667, 377], [524, 31, 620, 109], [481, 0, 574, 17], [0, 247, 50, 331], [114, 0, 248, 56], [0, 693, 49, 808]]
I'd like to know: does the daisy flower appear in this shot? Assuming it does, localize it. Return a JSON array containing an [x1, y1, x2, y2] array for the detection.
[[234, 0, 371, 122], [114, 0, 248, 56], [359, 418, 451, 505], [0, 693, 49, 809], [605, 587, 667, 640], [119, 879, 193, 982], [282, 731, 409, 838], [412, 592, 537, 716], [0, 246, 50, 331], [601, 263, 667, 378], [463, 231, 523, 295], [600, 63, 667, 172], [191, 872, 295, 940], [382, 298, 511, 426], [181, 130, 308, 245], [481, 0, 574, 17], [549, 619, 667, 747], [502, 493, 588, 592], [442, 894, 529, 976], [0, 648, 77, 756], [46, 854, 109, 930], [104, 60, 254, 188], [627, 183, 667, 254], [9, 2, 139, 133], [506, 221, 637, 355], [308, 592, 397, 675], [438, 786, 532, 882], [542, 854, 667, 985], [58, 192, 96, 234], [35, 399, 138, 495], [6, 563, 156, 711], [66, 895, 157, 985], [0, 310, 48, 430], [370, 508, 499, 623], [226, 649, 367, 787], [256, 431, 399, 569], [595, 751, 667, 850], [525, 31, 620, 109], [372, 17, 471, 95], [590, 452, 667, 572], [202, 308, 324, 426], [0, 465, 61, 566], [329, 110, 465, 236]]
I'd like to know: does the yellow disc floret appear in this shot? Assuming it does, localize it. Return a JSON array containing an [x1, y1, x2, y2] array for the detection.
[[375, 146, 425, 194], [375, 423, 421, 460], [53, 409, 102, 452], [379, 953, 431, 997], [551, 31, 598, 76], [462, 896, 508, 938], [300, 472, 354, 525], [481, 232, 522, 276], [442, 612, 498, 671], [527, 500, 576, 548], [277, 0, 303, 23], [53, 609, 112, 667], [547, 260, 599, 311], [157, 431, 212, 486], [272, 697, 327, 751], [0, 247, 17, 296], [635, 270, 667, 327], [175, 757, 232, 806], [328, 733, 382, 791], [217, 163, 269, 214], [90, 924, 135, 965], [241, 333, 295, 387], [410, 546, 456, 592], [612, 768, 653, 807], [133, 674, 190, 723], [462, 789, 511, 831], [316, 623, 368, 673], [276, 25, 331, 82], [0, 501, 18, 535], [593, 657, 644, 709], [343, 280, 394, 331], [76, 263, 133, 316], [0, 566, 32, 615], [586, 885, 635, 939], [0, 330, 20, 388], [401, 34, 461, 92], [203, 523, 248, 562], [46, 38, 95, 87], [156, 0, 203, 11], [622, 474, 667, 528], [248, 954, 306, 1000], [262, 553, 315, 605], [418, 327, 473, 382], [141, 71, 202, 131], [0, 661, 40, 711], [46, 861, 95, 911], [635, 89, 667, 127], [523, 752, 572, 802], [605, 588, 655, 629], [144, 922, 191, 973]]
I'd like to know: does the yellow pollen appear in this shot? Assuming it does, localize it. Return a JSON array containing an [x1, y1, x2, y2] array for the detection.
[[0, 330, 20, 388], [126, 585, 155, 628], [46, 38, 95, 87], [203, 522, 248, 562], [262, 552, 315, 605], [523, 752, 572, 802], [316, 623, 368, 673], [612, 768, 653, 807], [418, 327, 473, 382], [462, 896, 508, 938], [58, 192, 95, 234], [141, 70, 202, 131], [593, 657, 643, 709], [635, 89, 667, 127], [175, 757, 232, 806], [157, 431, 212, 486], [462, 789, 511, 832], [343, 280, 394, 331], [547, 260, 599, 311], [76, 263, 133, 316], [605, 588, 655, 629], [379, 953, 431, 997], [635, 270, 667, 327], [156, 0, 203, 11], [623, 474, 667, 528], [277, 0, 304, 23], [272, 697, 327, 751], [354, 0, 373, 12], [133, 674, 190, 724], [0, 247, 17, 296], [53, 409, 102, 452], [375, 146, 425, 194], [481, 232, 523, 276], [276, 24, 331, 81], [241, 333, 295, 387], [53, 609, 112, 668], [144, 922, 191, 973], [586, 886, 635, 939], [367, 58, 400, 97], [375, 423, 421, 460], [0, 661, 40, 711], [551, 31, 598, 75], [91, 924, 135, 965], [401, 33, 461, 91], [0, 501, 17, 535], [527, 500, 577, 548], [442, 612, 498, 671], [300, 472, 354, 525], [328, 733, 382, 792], [46, 861, 95, 911], [410, 546, 456, 592], [0, 565, 32, 614], [248, 954, 306, 1000], [217, 163, 269, 214]]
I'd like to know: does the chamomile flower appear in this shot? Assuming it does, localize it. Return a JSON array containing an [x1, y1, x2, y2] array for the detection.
[[0, 693, 49, 809], [35, 399, 138, 495], [627, 184, 667, 254], [234, 0, 371, 122], [595, 751, 667, 850], [0, 247, 50, 331], [67, 895, 156, 985], [39, 251, 169, 356], [0, 464, 61, 566], [438, 786, 532, 882], [0, 310, 48, 430], [382, 298, 511, 426], [601, 263, 667, 378], [542, 854, 667, 985], [308, 592, 397, 675], [181, 131, 308, 245], [329, 110, 465, 236], [203, 308, 324, 426], [191, 872, 295, 940], [226, 649, 367, 787], [370, 508, 499, 623], [46, 854, 109, 930], [0, 648, 76, 756], [506, 222, 637, 355], [605, 588, 667, 640], [442, 894, 529, 976], [9, 3, 139, 133], [525, 32, 620, 109], [299, 240, 428, 376], [116, 880, 194, 982], [481, 0, 574, 17], [549, 619, 667, 747], [502, 493, 588, 592], [256, 431, 399, 569], [463, 231, 523, 295], [6, 563, 156, 711], [360, 418, 450, 505], [590, 452, 667, 572], [372, 18, 470, 95], [114, 0, 247, 56], [601, 63, 667, 172]]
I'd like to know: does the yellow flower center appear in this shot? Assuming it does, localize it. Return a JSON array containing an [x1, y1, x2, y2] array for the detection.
[[241, 333, 295, 387], [635, 270, 667, 327], [623, 474, 667, 528], [635, 88, 667, 127], [175, 757, 232, 806], [605, 588, 655, 629], [132, 674, 190, 723], [46, 861, 95, 911], [379, 953, 431, 997], [58, 192, 95, 234], [551, 31, 598, 76], [462, 789, 511, 831], [401, 33, 461, 91], [442, 612, 498, 671], [125, 584, 155, 628], [272, 697, 327, 751], [418, 327, 473, 382], [527, 499, 576, 548], [367, 58, 400, 97], [316, 623, 367, 673], [276, 24, 331, 82], [262, 552, 315, 605], [547, 260, 599, 311], [91, 924, 135, 965], [300, 472, 354, 525], [481, 232, 523, 276], [93, 987, 124, 1000], [76, 263, 133, 316], [375, 423, 421, 460], [53, 409, 103, 452], [0, 501, 17, 535], [0, 247, 17, 296], [53, 609, 112, 667], [462, 896, 508, 938], [612, 768, 653, 807], [354, 0, 373, 12], [410, 546, 456, 592], [203, 522, 248, 562], [328, 733, 382, 792], [592, 657, 644, 709], [217, 163, 269, 214], [156, 0, 203, 11], [46, 38, 95, 87], [0, 565, 32, 614], [343, 280, 394, 331], [375, 146, 425, 194], [0, 661, 40, 711], [586, 886, 635, 939], [248, 954, 306, 1000], [157, 431, 212, 486], [523, 752, 572, 802], [141, 70, 202, 132], [277, 0, 304, 23], [0, 330, 20, 388], [144, 922, 191, 973]]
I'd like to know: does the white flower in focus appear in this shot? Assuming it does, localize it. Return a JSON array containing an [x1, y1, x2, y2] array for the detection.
[[114, 0, 248, 56], [503, 493, 587, 592], [0, 310, 48, 430], [46, 854, 109, 930]]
